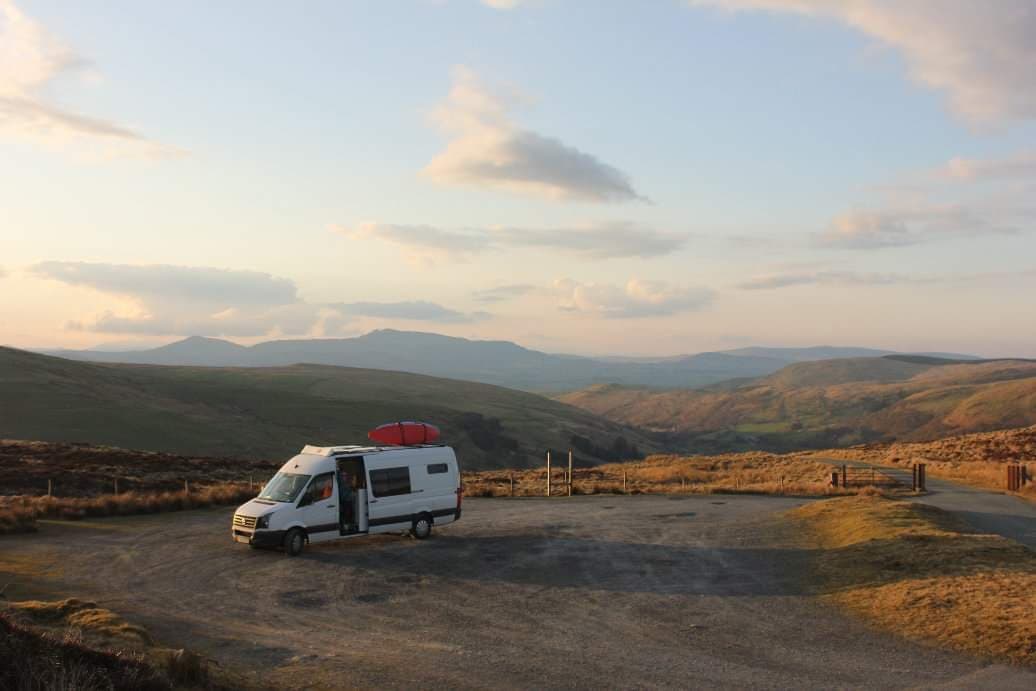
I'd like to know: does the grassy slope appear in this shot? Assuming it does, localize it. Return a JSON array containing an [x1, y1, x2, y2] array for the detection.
[[0, 347, 656, 470], [791, 496, 1036, 664], [558, 358, 1036, 451]]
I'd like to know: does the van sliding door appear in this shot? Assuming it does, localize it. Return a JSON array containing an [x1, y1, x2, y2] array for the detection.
[[367, 466, 414, 530]]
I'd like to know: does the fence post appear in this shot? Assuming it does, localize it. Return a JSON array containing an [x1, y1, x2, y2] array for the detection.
[[622, 471, 627, 494], [567, 451, 573, 497], [831, 471, 838, 488], [184, 479, 190, 495], [546, 451, 551, 497], [509, 473, 514, 497], [842, 464, 848, 489], [47, 478, 52, 497]]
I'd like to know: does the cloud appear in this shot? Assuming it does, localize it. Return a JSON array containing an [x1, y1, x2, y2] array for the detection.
[[554, 278, 714, 319], [737, 271, 918, 290], [737, 268, 1034, 290], [942, 151, 1036, 181], [330, 301, 490, 324], [817, 205, 1021, 250], [335, 220, 685, 263], [0, 0, 179, 156], [32, 261, 314, 337], [688, 1, 1036, 123], [32, 261, 299, 305], [31, 260, 490, 336], [481, 0, 524, 8], [422, 66, 643, 202], [471, 284, 537, 303]]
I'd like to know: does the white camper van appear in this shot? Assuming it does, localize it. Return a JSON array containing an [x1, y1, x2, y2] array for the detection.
[[232, 443, 462, 556]]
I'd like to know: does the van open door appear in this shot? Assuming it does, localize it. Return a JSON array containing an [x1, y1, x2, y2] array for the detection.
[[336, 456, 367, 535]]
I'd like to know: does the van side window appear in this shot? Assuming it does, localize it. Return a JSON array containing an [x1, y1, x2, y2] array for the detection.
[[370, 467, 411, 497], [299, 472, 334, 506], [427, 463, 448, 474]]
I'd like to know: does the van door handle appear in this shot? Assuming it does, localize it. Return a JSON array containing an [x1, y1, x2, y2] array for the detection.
[[327, 505, 335, 509]]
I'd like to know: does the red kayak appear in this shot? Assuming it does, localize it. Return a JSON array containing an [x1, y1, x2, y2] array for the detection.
[[368, 421, 441, 446]]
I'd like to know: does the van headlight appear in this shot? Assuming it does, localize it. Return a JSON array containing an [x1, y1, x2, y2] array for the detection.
[[257, 513, 273, 529]]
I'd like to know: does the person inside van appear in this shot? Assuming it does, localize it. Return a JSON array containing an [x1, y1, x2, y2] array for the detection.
[[339, 469, 355, 529]]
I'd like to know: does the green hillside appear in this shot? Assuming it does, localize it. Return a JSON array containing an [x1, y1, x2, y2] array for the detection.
[[0, 347, 657, 470], [558, 357, 1036, 453]]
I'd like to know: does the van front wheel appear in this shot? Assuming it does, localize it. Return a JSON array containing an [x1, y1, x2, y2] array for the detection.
[[284, 528, 305, 557], [411, 515, 432, 540]]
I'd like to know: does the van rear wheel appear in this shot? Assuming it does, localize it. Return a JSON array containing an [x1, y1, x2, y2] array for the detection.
[[284, 528, 305, 557], [412, 514, 432, 540]]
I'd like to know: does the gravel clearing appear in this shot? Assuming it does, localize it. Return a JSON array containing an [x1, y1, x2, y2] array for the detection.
[[4, 495, 1034, 689]]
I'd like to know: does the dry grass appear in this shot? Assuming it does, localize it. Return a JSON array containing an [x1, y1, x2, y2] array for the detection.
[[2, 598, 251, 689], [818, 425, 1036, 499], [790, 495, 1036, 664], [0, 483, 257, 535], [463, 450, 886, 498]]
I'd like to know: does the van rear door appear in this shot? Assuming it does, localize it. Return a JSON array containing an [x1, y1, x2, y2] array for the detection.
[[367, 465, 414, 529]]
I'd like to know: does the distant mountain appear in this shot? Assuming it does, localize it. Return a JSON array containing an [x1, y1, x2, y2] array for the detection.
[[558, 356, 1036, 454], [38, 330, 981, 392], [0, 346, 658, 471]]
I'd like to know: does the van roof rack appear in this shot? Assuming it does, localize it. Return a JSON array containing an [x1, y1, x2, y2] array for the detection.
[[301, 443, 446, 456]]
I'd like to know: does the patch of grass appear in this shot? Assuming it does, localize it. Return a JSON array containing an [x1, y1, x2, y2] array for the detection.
[[0, 482, 257, 534], [790, 496, 1036, 664], [0, 611, 170, 691], [463, 451, 882, 497], [2, 598, 251, 689]]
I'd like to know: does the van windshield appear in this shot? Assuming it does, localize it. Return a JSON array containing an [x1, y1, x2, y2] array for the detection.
[[258, 472, 311, 503]]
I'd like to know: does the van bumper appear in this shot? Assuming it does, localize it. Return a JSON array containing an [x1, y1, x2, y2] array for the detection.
[[233, 529, 285, 547]]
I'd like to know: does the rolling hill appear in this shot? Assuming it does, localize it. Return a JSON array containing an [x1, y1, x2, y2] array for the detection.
[[38, 330, 978, 392], [0, 347, 658, 470], [558, 356, 1036, 453]]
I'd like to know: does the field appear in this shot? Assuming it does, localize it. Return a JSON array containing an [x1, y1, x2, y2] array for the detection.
[[0, 346, 657, 470], [463, 450, 863, 497], [558, 358, 1036, 453]]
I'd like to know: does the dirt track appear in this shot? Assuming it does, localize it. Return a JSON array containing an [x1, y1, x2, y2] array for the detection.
[[5, 496, 1035, 689]]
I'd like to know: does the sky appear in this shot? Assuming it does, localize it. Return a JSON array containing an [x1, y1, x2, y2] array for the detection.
[[2, 0, 1035, 357]]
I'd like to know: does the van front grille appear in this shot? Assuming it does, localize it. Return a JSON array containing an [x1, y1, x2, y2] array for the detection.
[[233, 514, 257, 529]]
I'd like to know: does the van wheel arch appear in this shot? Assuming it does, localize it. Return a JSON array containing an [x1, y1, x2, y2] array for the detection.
[[411, 513, 433, 540]]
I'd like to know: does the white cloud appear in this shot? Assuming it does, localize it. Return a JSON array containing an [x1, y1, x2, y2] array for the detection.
[[32, 261, 314, 336], [481, 0, 524, 8], [738, 270, 918, 290], [554, 278, 714, 319], [689, 1, 1036, 123], [0, 0, 180, 156], [31, 260, 490, 336], [334, 220, 684, 263], [330, 301, 490, 324], [737, 268, 1035, 290], [32, 262, 299, 306], [818, 205, 1020, 250], [942, 151, 1036, 181], [423, 66, 643, 202], [472, 284, 537, 303]]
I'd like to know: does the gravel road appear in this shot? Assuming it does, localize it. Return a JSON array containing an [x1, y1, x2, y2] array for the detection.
[[6, 496, 1035, 689]]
